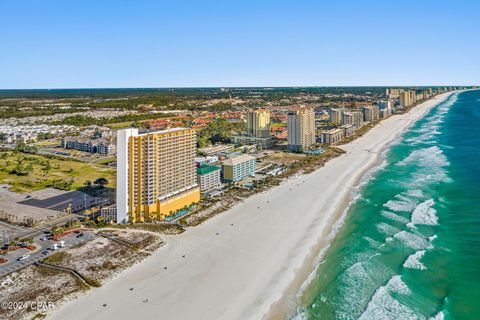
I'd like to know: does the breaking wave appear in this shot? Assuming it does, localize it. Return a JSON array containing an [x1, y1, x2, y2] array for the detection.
[[411, 199, 438, 226], [403, 250, 427, 270], [358, 276, 418, 320]]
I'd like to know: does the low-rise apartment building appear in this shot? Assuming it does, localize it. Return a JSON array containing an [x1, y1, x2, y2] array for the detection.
[[60, 138, 116, 155], [222, 154, 256, 183], [321, 128, 345, 144], [232, 135, 273, 149]]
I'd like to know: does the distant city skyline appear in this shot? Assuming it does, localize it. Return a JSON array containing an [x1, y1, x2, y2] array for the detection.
[[1, 0, 479, 89]]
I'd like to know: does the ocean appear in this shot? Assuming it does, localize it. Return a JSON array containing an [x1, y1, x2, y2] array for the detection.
[[294, 90, 480, 320]]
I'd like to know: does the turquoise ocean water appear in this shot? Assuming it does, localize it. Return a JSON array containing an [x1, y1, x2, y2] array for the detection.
[[295, 90, 480, 320]]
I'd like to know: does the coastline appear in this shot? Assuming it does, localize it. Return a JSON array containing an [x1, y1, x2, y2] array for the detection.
[[267, 91, 460, 320], [47, 92, 457, 320]]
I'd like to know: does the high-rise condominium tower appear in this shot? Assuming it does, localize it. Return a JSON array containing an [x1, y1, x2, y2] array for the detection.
[[116, 128, 200, 223], [247, 109, 270, 138], [287, 107, 316, 152]]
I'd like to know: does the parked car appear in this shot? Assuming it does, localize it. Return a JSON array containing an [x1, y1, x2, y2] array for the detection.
[[76, 233, 84, 238], [17, 254, 30, 261]]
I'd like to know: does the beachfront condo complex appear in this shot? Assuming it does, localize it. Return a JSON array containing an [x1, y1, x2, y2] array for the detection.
[[116, 128, 200, 223], [221, 154, 256, 182], [399, 90, 416, 107], [287, 107, 316, 151]]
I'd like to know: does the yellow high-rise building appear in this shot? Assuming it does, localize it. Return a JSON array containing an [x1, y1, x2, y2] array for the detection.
[[287, 107, 316, 152], [247, 109, 270, 138], [399, 90, 416, 108], [116, 128, 200, 223]]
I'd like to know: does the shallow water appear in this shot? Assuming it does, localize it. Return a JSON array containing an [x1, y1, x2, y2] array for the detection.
[[295, 90, 480, 320]]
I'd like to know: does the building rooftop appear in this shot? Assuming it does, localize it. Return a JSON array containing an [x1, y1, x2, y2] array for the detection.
[[222, 154, 256, 166], [139, 127, 193, 136], [197, 165, 220, 175], [324, 128, 344, 134]]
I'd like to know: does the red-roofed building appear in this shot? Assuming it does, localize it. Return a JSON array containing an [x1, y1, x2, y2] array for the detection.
[[145, 118, 171, 129], [192, 118, 211, 125]]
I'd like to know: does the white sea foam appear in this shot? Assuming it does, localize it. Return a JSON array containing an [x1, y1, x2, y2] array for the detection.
[[358, 275, 419, 320], [381, 210, 410, 224], [410, 167, 451, 185], [290, 311, 308, 320], [397, 146, 449, 167], [429, 311, 445, 320], [383, 199, 416, 212], [406, 129, 441, 145], [387, 275, 411, 294], [364, 236, 382, 248], [376, 222, 400, 235], [336, 261, 392, 320], [336, 262, 372, 319], [411, 199, 438, 225], [403, 250, 427, 270], [394, 231, 433, 250], [405, 98, 455, 145], [405, 189, 424, 198]]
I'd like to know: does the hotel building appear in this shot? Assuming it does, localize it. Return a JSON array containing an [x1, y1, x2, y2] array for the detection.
[[287, 107, 316, 152], [197, 165, 221, 192], [116, 128, 200, 223], [221, 154, 256, 183]]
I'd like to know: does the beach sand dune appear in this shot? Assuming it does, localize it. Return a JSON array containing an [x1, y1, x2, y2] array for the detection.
[[49, 92, 455, 320]]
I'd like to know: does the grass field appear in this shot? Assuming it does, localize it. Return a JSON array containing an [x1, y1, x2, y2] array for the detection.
[[106, 121, 135, 129], [0, 151, 116, 192], [34, 139, 59, 147]]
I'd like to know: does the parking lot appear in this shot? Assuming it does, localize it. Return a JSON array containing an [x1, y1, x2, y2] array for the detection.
[[0, 222, 27, 243], [0, 229, 97, 277]]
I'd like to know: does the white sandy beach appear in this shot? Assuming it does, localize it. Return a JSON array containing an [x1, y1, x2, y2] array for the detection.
[[48, 92, 455, 320]]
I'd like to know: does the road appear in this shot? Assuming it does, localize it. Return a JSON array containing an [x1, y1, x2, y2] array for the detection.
[[0, 214, 79, 247]]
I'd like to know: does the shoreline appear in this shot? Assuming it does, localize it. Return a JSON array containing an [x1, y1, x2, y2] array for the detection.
[[267, 93, 454, 320], [47, 92, 458, 320]]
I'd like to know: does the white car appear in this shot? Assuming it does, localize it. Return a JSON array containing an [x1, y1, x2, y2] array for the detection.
[[17, 254, 30, 261]]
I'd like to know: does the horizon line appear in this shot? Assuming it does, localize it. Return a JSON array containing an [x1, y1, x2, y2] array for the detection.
[[0, 84, 477, 91]]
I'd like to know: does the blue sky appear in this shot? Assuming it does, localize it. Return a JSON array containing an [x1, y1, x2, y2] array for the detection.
[[0, 0, 478, 89]]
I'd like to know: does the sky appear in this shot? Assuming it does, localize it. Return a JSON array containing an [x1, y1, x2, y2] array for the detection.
[[0, 0, 479, 89]]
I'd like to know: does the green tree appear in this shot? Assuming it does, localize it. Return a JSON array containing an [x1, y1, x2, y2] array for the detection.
[[94, 177, 109, 187]]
